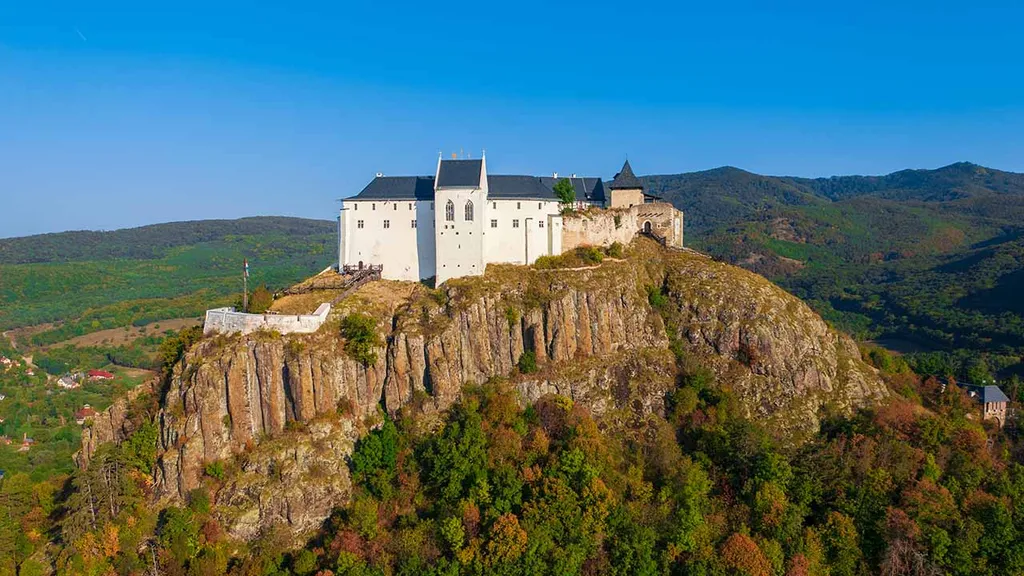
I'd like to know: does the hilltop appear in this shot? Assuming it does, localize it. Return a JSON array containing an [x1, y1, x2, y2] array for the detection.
[[38, 239, 1024, 576], [75, 240, 885, 539]]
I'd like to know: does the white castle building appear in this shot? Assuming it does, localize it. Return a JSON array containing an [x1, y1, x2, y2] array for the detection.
[[338, 155, 683, 285]]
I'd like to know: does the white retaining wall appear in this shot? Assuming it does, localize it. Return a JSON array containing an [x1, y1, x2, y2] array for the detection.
[[203, 303, 331, 336]]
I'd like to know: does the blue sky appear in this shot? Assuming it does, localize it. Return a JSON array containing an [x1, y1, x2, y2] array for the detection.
[[2, 0, 1023, 238]]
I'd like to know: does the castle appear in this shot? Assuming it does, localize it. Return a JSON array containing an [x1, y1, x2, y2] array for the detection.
[[338, 155, 683, 284]]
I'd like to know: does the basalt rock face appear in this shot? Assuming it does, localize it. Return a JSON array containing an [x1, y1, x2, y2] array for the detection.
[[76, 379, 157, 469], [648, 247, 888, 438], [147, 241, 886, 539]]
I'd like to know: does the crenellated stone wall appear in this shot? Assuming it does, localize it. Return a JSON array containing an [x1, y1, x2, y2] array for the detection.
[[203, 303, 331, 336]]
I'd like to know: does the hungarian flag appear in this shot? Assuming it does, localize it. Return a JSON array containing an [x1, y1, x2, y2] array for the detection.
[[244, 259, 249, 279]]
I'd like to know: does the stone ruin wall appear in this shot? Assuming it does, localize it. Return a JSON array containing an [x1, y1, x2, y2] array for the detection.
[[562, 202, 684, 252], [203, 303, 331, 336]]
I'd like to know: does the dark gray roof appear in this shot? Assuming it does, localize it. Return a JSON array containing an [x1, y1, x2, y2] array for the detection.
[[436, 159, 483, 188], [965, 384, 1011, 403], [488, 175, 554, 199], [350, 174, 606, 202], [609, 160, 644, 190], [538, 177, 606, 203], [350, 176, 435, 200]]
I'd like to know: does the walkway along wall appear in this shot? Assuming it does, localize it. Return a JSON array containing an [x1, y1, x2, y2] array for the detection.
[[203, 303, 331, 336]]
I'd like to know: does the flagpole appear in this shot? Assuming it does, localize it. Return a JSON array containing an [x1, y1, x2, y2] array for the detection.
[[243, 259, 249, 312]]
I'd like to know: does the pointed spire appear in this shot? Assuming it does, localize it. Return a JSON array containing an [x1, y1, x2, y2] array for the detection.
[[609, 159, 644, 190]]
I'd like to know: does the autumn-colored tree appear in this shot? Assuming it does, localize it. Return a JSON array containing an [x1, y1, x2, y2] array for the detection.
[[484, 513, 528, 567], [247, 284, 274, 313], [720, 532, 772, 576]]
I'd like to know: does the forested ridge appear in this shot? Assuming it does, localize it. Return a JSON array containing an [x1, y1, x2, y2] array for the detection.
[[652, 161, 1024, 376], [0, 216, 335, 264]]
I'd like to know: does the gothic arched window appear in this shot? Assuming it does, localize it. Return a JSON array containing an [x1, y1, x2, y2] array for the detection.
[[445, 200, 455, 222], [464, 200, 474, 221]]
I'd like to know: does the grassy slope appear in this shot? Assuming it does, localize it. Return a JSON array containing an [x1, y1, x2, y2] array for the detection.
[[0, 217, 336, 344]]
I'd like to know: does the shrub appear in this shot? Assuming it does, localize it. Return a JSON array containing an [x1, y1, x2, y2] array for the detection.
[[187, 488, 211, 514], [647, 285, 669, 310], [341, 313, 381, 366], [518, 350, 538, 374], [505, 306, 520, 330], [607, 242, 624, 258], [204, 460, 225, 481], [577, 246, 604, 265]]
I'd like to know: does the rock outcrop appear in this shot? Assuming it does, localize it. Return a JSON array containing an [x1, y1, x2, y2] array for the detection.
[[101, 240, 886, 540], [75, 378, 157, 469]]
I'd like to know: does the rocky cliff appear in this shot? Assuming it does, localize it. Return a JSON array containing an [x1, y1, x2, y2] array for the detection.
[[98, 240, 886, 540]]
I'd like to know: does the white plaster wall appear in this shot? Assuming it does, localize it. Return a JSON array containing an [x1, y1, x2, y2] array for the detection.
[[341, 199, 436, 281], [484, 199, 563, 265], [435, 188, 487, 285], [203, 304, 331, 336]]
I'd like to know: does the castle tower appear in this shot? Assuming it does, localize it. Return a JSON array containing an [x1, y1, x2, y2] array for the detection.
[[434, 155, 488, 285], [608, 160, 645, 208]]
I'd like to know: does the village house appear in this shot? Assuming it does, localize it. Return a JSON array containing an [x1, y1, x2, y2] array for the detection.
[[338, 155, 684, 285], [75, 404, 98, 425], [17, 433, 34, 452], [88, 369, 114, 381], [964, 384, 1011, 427], [57, 375, 80, 389]]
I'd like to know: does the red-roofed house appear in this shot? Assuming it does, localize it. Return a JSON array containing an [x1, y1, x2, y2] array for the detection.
[[88, 370, 115, 381], [75, 404, 98, 425]]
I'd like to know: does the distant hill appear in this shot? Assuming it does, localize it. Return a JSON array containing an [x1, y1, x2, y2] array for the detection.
[[0, 216, 336, 345], [0, 216, 335, 264], [646, 162, 1024, 373]]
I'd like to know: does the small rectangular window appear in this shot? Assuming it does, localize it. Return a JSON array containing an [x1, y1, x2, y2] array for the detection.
[[354, 204, 358, 211], [492, 202, 496, 209], [357, 220, 364, 229], [408, 203, 412, 210], [517, 202, 521, 209], [490, 219, 497, 228], [393, 203, 397, 210], [538, 202, 542, 209], [383, 220, 390, 229], [539, 221, 544, 228], [431, 202, 434, 210], [411, 220, 417, 228], [513, 219, 520, 228], [372, 203, 376, 210]]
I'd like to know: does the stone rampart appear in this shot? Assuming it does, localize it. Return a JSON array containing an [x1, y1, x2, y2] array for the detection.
[[203, 303, 331, 336], [562, 202, 684, 251]]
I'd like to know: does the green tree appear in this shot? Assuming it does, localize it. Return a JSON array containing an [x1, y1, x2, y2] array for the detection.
[[553, 178, 576, 206], [341, 313, 381, 366], [157, 506, 199, 566], [350, 419, 399, 499]]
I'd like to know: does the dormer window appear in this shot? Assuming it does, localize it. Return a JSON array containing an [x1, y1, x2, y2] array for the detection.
[[445, 200, 455, 221]]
